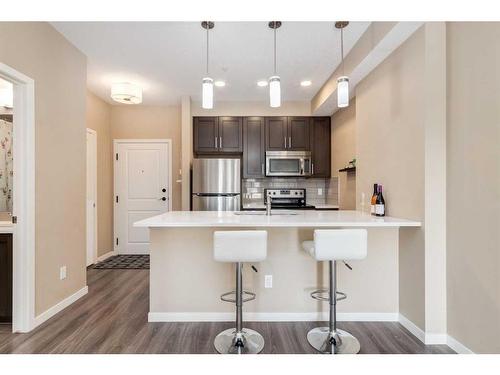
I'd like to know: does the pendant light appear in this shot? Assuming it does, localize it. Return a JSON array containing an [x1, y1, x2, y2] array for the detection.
[[201, 21, 214, 109], [335, 21, 349, 108], [268, 21, 282, 108]]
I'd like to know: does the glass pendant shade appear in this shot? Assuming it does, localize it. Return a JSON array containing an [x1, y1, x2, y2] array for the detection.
[[337, 76, 349, 108], [269, 76, 281, 108], [111, 83, 142, 104], [202, 77, 214, 109]]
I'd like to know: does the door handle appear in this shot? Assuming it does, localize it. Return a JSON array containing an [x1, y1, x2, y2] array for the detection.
[[160, 197, 167, 201], [162, 188, 166, 193]]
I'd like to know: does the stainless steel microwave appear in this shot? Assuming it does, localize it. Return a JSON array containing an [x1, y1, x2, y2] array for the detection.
[[265, 151, 312, 177]]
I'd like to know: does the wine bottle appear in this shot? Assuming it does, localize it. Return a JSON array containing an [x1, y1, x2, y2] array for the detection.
[[370, 184, 378, 215], [375, 184, 385, 217]]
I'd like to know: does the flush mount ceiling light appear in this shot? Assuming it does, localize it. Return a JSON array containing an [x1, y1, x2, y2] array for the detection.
[[268, 21, 282, 108], [300, 80, 312, 87], [110, 83, 142, 104], [257, 80, 268, 87], [214, 80, 226, 87], [201, 21, 215, 109], [335, 21, 350, 108]]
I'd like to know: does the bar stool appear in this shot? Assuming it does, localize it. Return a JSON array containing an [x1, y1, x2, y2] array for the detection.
[[213, 230, 267, 354], [302, 229, 367, 354]]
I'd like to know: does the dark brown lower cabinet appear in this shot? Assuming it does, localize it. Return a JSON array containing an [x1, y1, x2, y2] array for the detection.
[[0, 233, 13, 323]]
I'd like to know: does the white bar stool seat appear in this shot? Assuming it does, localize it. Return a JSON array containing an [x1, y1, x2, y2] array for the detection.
[[302, 229, 367, 354], [213, 230, 267, 354]]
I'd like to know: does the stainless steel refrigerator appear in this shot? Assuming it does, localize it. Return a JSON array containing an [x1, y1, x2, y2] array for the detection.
[[192, 158, 241, 211]]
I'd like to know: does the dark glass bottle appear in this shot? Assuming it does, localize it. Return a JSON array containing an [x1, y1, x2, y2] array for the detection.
[[375, 185, 385, 217]]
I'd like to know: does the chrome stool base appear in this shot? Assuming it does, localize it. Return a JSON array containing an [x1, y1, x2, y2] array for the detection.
[[307, 327, 360, 354], [214, 328, 265, 354]]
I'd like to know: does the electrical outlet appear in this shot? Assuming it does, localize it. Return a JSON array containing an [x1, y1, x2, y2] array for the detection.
[[317, 188, 323, 196], [60, 266, 67, 280], [264, 275, 273, 288]]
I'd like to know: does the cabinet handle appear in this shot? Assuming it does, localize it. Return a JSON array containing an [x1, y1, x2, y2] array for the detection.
[[215, 137, 218, 148], [261, 163, 265, 175], [284, 137, 287, 148], [312, 163, 315, 175], [289, 137, 291, 148], [219, 137, 222, 148]]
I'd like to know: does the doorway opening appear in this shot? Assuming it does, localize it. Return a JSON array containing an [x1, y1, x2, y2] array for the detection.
[[86, 129, 97, 266], [0, 62, 36, 333]]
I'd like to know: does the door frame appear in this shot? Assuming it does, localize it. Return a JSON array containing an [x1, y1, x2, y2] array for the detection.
[[86, 128, 98, 266], [0, 62, 36, 333], [113, 139, 172, 254]]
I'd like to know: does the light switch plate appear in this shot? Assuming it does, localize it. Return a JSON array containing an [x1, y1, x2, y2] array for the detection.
[[264, 275, 273, 288], [60, 266, 67, 280]]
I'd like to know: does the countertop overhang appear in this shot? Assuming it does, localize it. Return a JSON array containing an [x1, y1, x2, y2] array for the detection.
[[134, 210, 421, 228]]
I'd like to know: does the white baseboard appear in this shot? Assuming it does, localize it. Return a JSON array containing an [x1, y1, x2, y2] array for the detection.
[[447, 335, 474, 354], [398, 313, 474, 353], [398, 314, 425, 343], [148, 311, 399, 323], [33, 286, 88, 329], [96, 250, 116, 262]]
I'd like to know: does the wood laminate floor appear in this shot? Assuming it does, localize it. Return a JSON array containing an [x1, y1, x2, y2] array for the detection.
[[0, 268, 454, 354]]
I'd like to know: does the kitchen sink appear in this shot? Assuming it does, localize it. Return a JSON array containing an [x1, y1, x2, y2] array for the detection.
[[233, 210, 298, 216]]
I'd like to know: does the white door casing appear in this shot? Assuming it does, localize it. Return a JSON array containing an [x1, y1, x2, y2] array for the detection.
[[114, 140, 171, 254], [86, 129, 97, 266]]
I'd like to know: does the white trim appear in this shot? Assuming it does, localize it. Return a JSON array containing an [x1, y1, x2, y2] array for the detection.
[[0, 62, 36, 333], [33, 286, 88, 329], [113, 139, 173, 254], [96, 250, 117, 263], [425, 333, 448, 345], [447, 335, 474, 354], [148, 312, 399, 323], [398, 313, 425, 343], [86, 128, 98, 266]]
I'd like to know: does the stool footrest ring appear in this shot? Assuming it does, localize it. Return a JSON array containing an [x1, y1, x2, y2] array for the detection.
[[220, 290, 256, 303], [310, 289, 347, 302]]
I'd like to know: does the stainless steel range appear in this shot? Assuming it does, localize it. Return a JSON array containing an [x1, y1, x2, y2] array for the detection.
[[264, 188, 315, 210]]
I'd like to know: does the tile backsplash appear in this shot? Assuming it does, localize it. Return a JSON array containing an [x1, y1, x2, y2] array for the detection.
[[242, 177, 338, 207]]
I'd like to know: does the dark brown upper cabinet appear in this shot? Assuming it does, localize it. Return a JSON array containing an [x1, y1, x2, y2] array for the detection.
[[265, 117, 287, 151], [287, 117, 310, 151], [310, 117, 331, 178], [243, 117, 266, 178], [194, 117, 219, 153], [265, 117, 310, 151], [193, 116, 242, 155]]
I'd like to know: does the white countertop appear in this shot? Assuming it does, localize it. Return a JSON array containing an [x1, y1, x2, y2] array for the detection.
[[134, 210, 421, 228], [242, 203, 339, 210]]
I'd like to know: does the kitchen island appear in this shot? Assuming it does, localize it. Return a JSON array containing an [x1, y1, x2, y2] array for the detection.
[[135, 210, 420, 323]]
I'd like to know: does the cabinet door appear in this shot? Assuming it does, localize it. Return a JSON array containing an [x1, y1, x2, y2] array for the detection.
[[243, 117, 265, 178], [265, 117, 287, 151], [0, 234, 12, 323], [193, 117, 219, 154], [287, 117, 310, 151], [310, 117, 331, 177], [218, 117, 243, 153]]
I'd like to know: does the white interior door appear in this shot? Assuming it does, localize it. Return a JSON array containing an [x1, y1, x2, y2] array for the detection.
[[86, 129, 97, 266], [114, 140, 170, 254]]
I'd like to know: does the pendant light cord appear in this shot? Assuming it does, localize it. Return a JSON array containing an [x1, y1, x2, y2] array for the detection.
[[206, 26, 209, 76], [274, 25, 277, 75], [341, 27, 344, 76]]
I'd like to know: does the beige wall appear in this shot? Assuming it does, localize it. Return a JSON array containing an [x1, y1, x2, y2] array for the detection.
[[86, 91, 113, 257], [0, 22, 87, 315], [331, 99, 356, 210], [111, 105, 182, 210], [446, 22, 500, 353], [355, 27, 426, 329]]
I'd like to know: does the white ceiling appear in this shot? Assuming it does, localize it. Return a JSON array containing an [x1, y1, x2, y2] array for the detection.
[[52, 22, 370, 106]]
